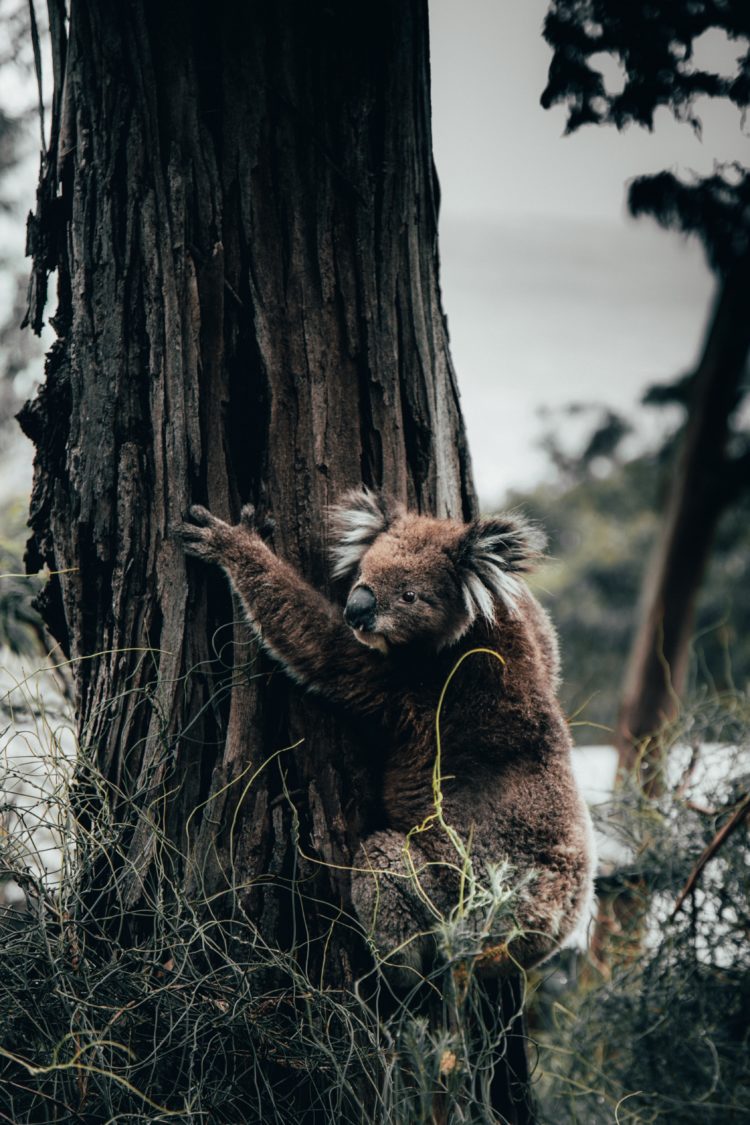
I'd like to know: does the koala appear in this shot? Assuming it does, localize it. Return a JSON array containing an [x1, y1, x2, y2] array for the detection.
[[179, 489, 595, 982]]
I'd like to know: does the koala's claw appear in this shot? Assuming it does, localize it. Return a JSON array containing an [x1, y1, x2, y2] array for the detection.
[[177, 524, 214, 560], [177, 505, 229, 562], [188, 504, 215, 527], [240, 504, 276, 541]]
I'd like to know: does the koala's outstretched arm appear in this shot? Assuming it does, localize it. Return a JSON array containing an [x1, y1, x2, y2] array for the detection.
[[178, 505, 388, 714]]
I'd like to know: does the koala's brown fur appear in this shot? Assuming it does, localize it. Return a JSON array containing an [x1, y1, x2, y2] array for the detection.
[[179, 489, 595, 982]]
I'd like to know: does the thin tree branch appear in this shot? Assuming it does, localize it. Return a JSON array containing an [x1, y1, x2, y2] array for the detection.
[[671, 790, 750, 918]]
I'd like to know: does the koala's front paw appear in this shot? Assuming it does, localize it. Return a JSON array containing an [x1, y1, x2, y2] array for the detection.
[[177, 505, 235, 563]]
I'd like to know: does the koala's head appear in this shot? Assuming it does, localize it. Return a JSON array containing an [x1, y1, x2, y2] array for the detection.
[[329, 488, 546, 653]]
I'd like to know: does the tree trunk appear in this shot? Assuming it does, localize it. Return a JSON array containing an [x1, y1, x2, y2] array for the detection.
[[615, 258, 750, 785], [19, 0, 532, 1119]]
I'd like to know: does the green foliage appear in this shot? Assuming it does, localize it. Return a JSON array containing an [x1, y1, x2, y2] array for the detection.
[[541, 0, 750, 270], [509, 452, 750, 743]]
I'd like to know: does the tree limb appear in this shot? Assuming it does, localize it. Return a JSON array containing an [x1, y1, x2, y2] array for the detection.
[[671, 790, 750, 918]]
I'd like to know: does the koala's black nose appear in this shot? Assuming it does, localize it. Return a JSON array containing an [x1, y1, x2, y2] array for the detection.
[[344, 586, 377, 631]]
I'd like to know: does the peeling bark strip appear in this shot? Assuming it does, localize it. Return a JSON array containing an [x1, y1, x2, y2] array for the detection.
[[21, 0, 529, 1118]]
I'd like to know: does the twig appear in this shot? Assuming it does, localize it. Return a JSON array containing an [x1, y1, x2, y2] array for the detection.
[[28, 0, 45, 149], [671, 790, 750, 918], [674, 742, 701, 800]]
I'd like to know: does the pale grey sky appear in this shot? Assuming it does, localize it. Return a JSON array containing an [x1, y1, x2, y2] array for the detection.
[[431, 0, 747, 223], [0, 4, 747, 505], [429, 0, 748, 500]]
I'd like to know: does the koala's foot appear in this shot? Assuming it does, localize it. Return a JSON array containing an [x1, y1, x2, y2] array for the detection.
[[351, 830, 448, 988]]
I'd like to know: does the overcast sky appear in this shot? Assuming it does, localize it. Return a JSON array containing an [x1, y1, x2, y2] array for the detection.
[[429, 0, 748, 501], [431, 0, 747, 222], [0, 3, 747, 505]]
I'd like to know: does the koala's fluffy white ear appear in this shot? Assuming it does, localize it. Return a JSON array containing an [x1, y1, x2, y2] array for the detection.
[[456, 512, 547, 620], [328, 487, 399, 581]]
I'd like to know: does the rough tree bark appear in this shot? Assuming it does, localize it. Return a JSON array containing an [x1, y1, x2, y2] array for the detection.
[[20, 0, 532, 1120], [615, 258, 750, 785]]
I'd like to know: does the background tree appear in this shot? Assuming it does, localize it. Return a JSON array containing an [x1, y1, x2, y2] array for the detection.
[[542, 0, 750, 777], [12, 0, 531, 1119], [0, 1, 46, 659], [513, 404, 750, 745]]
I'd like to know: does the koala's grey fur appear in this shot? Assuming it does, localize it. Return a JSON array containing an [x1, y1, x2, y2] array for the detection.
[[179, 490, 595, 982]]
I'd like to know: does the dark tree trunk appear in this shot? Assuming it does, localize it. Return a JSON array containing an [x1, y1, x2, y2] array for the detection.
[[20, 0, 532, 1120], [616, 258, 750, 783]]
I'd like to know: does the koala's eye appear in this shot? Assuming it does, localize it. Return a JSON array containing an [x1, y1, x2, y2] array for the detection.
[[401, 590, 417, 604]]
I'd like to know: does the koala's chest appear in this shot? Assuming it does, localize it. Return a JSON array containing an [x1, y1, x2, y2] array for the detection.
[[378, 696, 468, 830], [376, 673, 506, 830], [380, 673, 491, 758], [381, 756, 435, 832]]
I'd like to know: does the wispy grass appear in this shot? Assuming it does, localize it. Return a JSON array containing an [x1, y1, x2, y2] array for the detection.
[[6, 638, 746, 1123], [0, 654, 533, 1124], [533, 691, 750, 1124]]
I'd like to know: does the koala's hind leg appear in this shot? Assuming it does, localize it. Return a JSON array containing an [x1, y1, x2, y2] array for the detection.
[[351, 830, 454, 987]]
